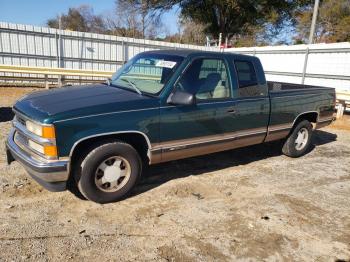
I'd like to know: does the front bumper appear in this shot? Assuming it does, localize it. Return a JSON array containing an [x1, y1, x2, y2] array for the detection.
[[6, 128, 69, 192]]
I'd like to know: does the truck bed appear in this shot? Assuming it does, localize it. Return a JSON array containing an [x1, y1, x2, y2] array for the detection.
[[267, 81, 334, 91], [264, 81, 336, 142]]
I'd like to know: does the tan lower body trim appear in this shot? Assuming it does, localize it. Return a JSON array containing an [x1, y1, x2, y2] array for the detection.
[[150, 128, 267, 164], [265, 123, 292, 142], [265, 116, 335, 143], [315, 117, 334, 129]]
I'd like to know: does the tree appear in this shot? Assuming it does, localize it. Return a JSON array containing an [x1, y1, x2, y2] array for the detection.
[[133, 0, 311, 42], [295, 0, 350, 43], [105, 1, 143, 38], [107, 0, 164, 38], [46, 3, 164, 39], [47, 5, 106, 33], [164, 16, 206, 45], [179, 18, 206, 45]]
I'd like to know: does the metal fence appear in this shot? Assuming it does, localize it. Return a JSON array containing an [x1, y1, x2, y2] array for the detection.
[[0, 21, 350, 96], [225, 43, 350, 94], [0, 22, 216, 85]]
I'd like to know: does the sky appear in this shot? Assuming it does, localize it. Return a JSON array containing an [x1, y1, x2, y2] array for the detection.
[[0, 0, 180, 35]]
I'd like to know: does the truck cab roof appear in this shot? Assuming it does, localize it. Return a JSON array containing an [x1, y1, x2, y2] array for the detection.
[[142, 49, 258, 61]]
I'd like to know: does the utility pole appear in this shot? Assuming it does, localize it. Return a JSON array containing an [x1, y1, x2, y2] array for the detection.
[[58, 14, 62, 67], [308, 0, 320, 44], [58, 14, 63, 86]]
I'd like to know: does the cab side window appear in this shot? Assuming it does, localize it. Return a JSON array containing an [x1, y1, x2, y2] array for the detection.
[[175, 58, 231, 100], [234, 60, 261, 97]]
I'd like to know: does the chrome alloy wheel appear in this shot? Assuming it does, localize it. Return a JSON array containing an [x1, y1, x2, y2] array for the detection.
[[94, 156, 131, 192], [295, 128, 309, 151]]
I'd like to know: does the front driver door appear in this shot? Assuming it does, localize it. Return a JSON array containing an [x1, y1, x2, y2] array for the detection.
[[158, 57, 233, 162]]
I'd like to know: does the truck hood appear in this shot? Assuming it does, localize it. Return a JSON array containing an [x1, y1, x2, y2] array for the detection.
[[14, 84, 159, 123]]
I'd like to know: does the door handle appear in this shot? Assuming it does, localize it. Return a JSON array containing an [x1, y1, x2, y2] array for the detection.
[[226, 108, 236, 114]]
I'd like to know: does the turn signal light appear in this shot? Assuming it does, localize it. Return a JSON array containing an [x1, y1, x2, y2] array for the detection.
[[42, 126, 56, 139], [44, 145, 58, 158]]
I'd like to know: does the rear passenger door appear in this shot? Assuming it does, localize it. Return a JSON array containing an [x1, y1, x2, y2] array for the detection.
[[216, 58, 270, 146]]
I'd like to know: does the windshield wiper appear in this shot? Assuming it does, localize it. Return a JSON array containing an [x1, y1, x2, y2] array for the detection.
[[120, 78, 142, 95]]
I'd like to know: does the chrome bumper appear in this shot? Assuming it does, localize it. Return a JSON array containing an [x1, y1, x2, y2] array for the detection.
[[6, 128, 69, 191]]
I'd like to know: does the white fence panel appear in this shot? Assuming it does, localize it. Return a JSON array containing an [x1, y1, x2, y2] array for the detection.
[[225, 42, 350, 93], [1, 21, 350, 95], [0, 22, 217, 84], [0, 21, 216, 69]]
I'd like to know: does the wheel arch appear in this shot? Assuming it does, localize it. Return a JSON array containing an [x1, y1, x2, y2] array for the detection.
[[68, 131, 152, 174], [291, 111, 319, 130]]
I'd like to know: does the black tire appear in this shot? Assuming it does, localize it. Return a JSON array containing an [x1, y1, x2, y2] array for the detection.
[[76, 141, 142, 204], [282, 120, 313, 158]]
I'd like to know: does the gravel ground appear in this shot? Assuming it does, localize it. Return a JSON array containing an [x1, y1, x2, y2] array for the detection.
[[0, 87, 349, 261]]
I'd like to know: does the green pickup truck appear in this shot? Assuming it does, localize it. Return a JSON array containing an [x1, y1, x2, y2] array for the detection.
[[6, 50, 336, 203]]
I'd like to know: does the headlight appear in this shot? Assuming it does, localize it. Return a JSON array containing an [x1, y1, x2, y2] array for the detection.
[[26, 121, 56, 139], [25, 120, 57, 158]]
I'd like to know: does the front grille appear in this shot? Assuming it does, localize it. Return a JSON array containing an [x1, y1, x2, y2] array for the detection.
[[14, 132, 29, 147], [13, 113, 40, 158], [13, 114, 30, 154], [16, 114, 26, 126]]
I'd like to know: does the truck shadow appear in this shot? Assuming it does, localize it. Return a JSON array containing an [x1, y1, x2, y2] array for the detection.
[[0, 107, 14, 122], [133, 129, 337, 197]]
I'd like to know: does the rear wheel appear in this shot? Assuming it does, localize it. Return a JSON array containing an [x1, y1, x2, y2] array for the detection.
[[76, 141, 142, 204], [282, 120, 313, 158]]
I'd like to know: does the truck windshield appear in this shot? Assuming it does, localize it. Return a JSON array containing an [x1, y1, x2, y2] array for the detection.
[[110, 53, 184, 95]]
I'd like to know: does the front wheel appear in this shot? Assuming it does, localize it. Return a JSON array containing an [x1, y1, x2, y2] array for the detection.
[[77, 141, 142, 204], [282, 120, 313, 158]]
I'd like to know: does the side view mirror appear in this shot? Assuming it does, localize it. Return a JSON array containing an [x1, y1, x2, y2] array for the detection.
[[167, 90, 196, 106]]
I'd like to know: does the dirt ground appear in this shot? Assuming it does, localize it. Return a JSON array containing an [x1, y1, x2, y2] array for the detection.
[[0, 87, 349, 261]]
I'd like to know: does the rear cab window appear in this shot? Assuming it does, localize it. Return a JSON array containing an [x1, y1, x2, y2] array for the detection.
[[233, 59, 266, 98]]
